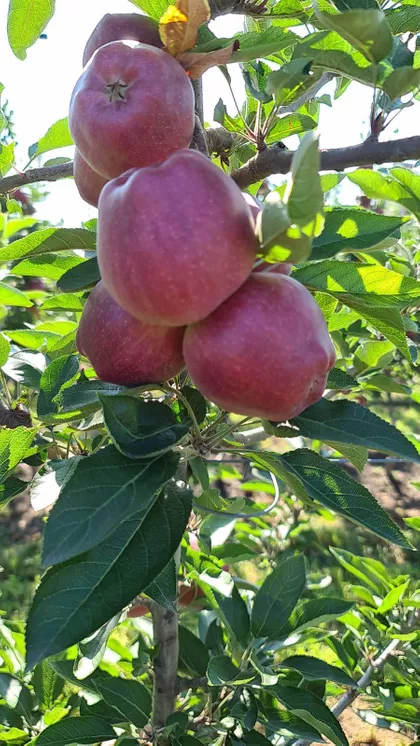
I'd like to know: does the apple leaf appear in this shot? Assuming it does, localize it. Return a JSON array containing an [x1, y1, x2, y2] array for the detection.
[[26, 481, 192, 669], [7, 0, 55, 60], [41, 446, 179, 566]]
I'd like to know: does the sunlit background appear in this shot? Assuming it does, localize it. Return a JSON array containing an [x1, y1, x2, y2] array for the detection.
[[0, 0, 418, 224]]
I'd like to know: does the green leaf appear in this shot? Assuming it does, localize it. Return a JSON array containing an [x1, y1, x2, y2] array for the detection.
[[230, 28, 299, 64], [266, 114, 317, 144], [281, 655, 356, 686], [250, 450, 411, 549], [0, 228, 95, 263], [26, 482, 192, 669], [145, 559, 177, 610], [327, 442, 368, 472], [0, 143, 14, 177], [355, 339, 395, 367], [257, 201, 312, 263], [286, 597, 354, 635], [0, 477, 26, 508], [0, 283, 33, 308], [7, 0, 55, 60], [266, 58, 313, 106], [327, 368, 358, 389], [386, 6, 420, 35], [316, 8, 392, 63], [347, 169, 420, 218], [251, 555, 306, 638], [383, 67, 420, 101], [0, 427, 35, 484], [29, 118, 73, 159], [286, 131, 324, 237], [207, 656, 256, 686], [128, 0, 170, 20], [41, 446, 179, 566], [37, 355, 79, 418], [74, 615, 121, 680], [57, 256, 101, 293], [178, 626, 210, 677], [214, 584, 250, 647], [362, 373, 409, 395], [338, 295, 410, 360], [178, 385, 207, 424], [99, 395, 190, 459], [292, 398, 420, 463], [311, 208, 406, 259], [96, 677, 151, 728], [35, 716, 115, 746], [3, 351, 45, 389], [271, 685, 349, 746], [0, 335, 10, 368], [41, 294, 84, 311], [377, 579, 410, 614], [4, 217, 38, 239], [33, 661, 63, 711], [329, 547, 392, 593], [294, 258, 420, 305], [12, 253, 85, 281]]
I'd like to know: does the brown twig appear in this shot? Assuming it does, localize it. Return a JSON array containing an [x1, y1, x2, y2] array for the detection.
[[0, 161, 73, 196], [151, 604, 179, 741]]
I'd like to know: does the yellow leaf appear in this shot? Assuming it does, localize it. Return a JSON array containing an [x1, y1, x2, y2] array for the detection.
[[159, 0, 210, 56]]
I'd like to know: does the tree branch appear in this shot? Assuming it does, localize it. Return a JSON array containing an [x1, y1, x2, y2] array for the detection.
[[232, 135, 420, 188], [0, 161, 73, 196], [2, 135, 420, 197], [151, 604, 179, 741]]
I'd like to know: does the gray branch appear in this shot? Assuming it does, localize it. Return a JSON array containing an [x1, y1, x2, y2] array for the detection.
[[151, 604, 179, 741]]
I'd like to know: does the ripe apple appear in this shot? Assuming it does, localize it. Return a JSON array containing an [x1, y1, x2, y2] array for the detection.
[[69, 41, 195, 179], [183, 274, 336, 422], [76, 281, 185, 385], [242, 192, 292, 276], [73, 150, 108, 207], [83, 13, 162, 66], [98, 150, 257, 326]]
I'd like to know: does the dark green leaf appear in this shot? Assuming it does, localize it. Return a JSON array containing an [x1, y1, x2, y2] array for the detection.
[[56, 256, 100, 293], [2, 351, 45, 389], [35, 716, 115, 746], [26, 482, 192, 668], [41, 446, 179, 566], [310, 208, 406, 258], [214, 585, 250, 647], [250, 450, 411, 548], [178, 626, 210, 677], [287, 597, 354, 635], [99, 395, 190, 459], [281, 655, 356, 686], [179, 386, 207, 424], [37, 355, 79, 418], [251, 555, 306, 638], [96, 677, 151, 728], [271, 685, 349, 746], [145, 558, 177, 611], [383, 67, 420, 101], [0, 477, 26, 508], [33, 661, 64, 711], [326, 368, 359, 389], [292, 398, 420, 463], [207, 656, 256, 686]]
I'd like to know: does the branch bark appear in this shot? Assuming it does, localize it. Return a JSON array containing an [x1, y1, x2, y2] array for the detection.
[[2, 135, 420, 196], [0, 161, 73, 195], [232, 135, 420, 188], [151, 604, 179, 740]]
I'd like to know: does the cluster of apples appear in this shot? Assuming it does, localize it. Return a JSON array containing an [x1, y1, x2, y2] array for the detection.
[[72, 13, 336, 422]]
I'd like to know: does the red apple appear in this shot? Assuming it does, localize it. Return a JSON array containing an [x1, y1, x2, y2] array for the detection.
[[74, 150, 108, 207], [242, 193, 292, 276], [98, 150, 257, 326], [76, 281, 185, 385], [83, 13, 162, 67], [183, 274, 336, 422], [69, 41, 195, 179]]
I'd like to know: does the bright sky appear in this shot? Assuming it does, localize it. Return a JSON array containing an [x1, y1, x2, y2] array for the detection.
[[0, 0, 418, 225]]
